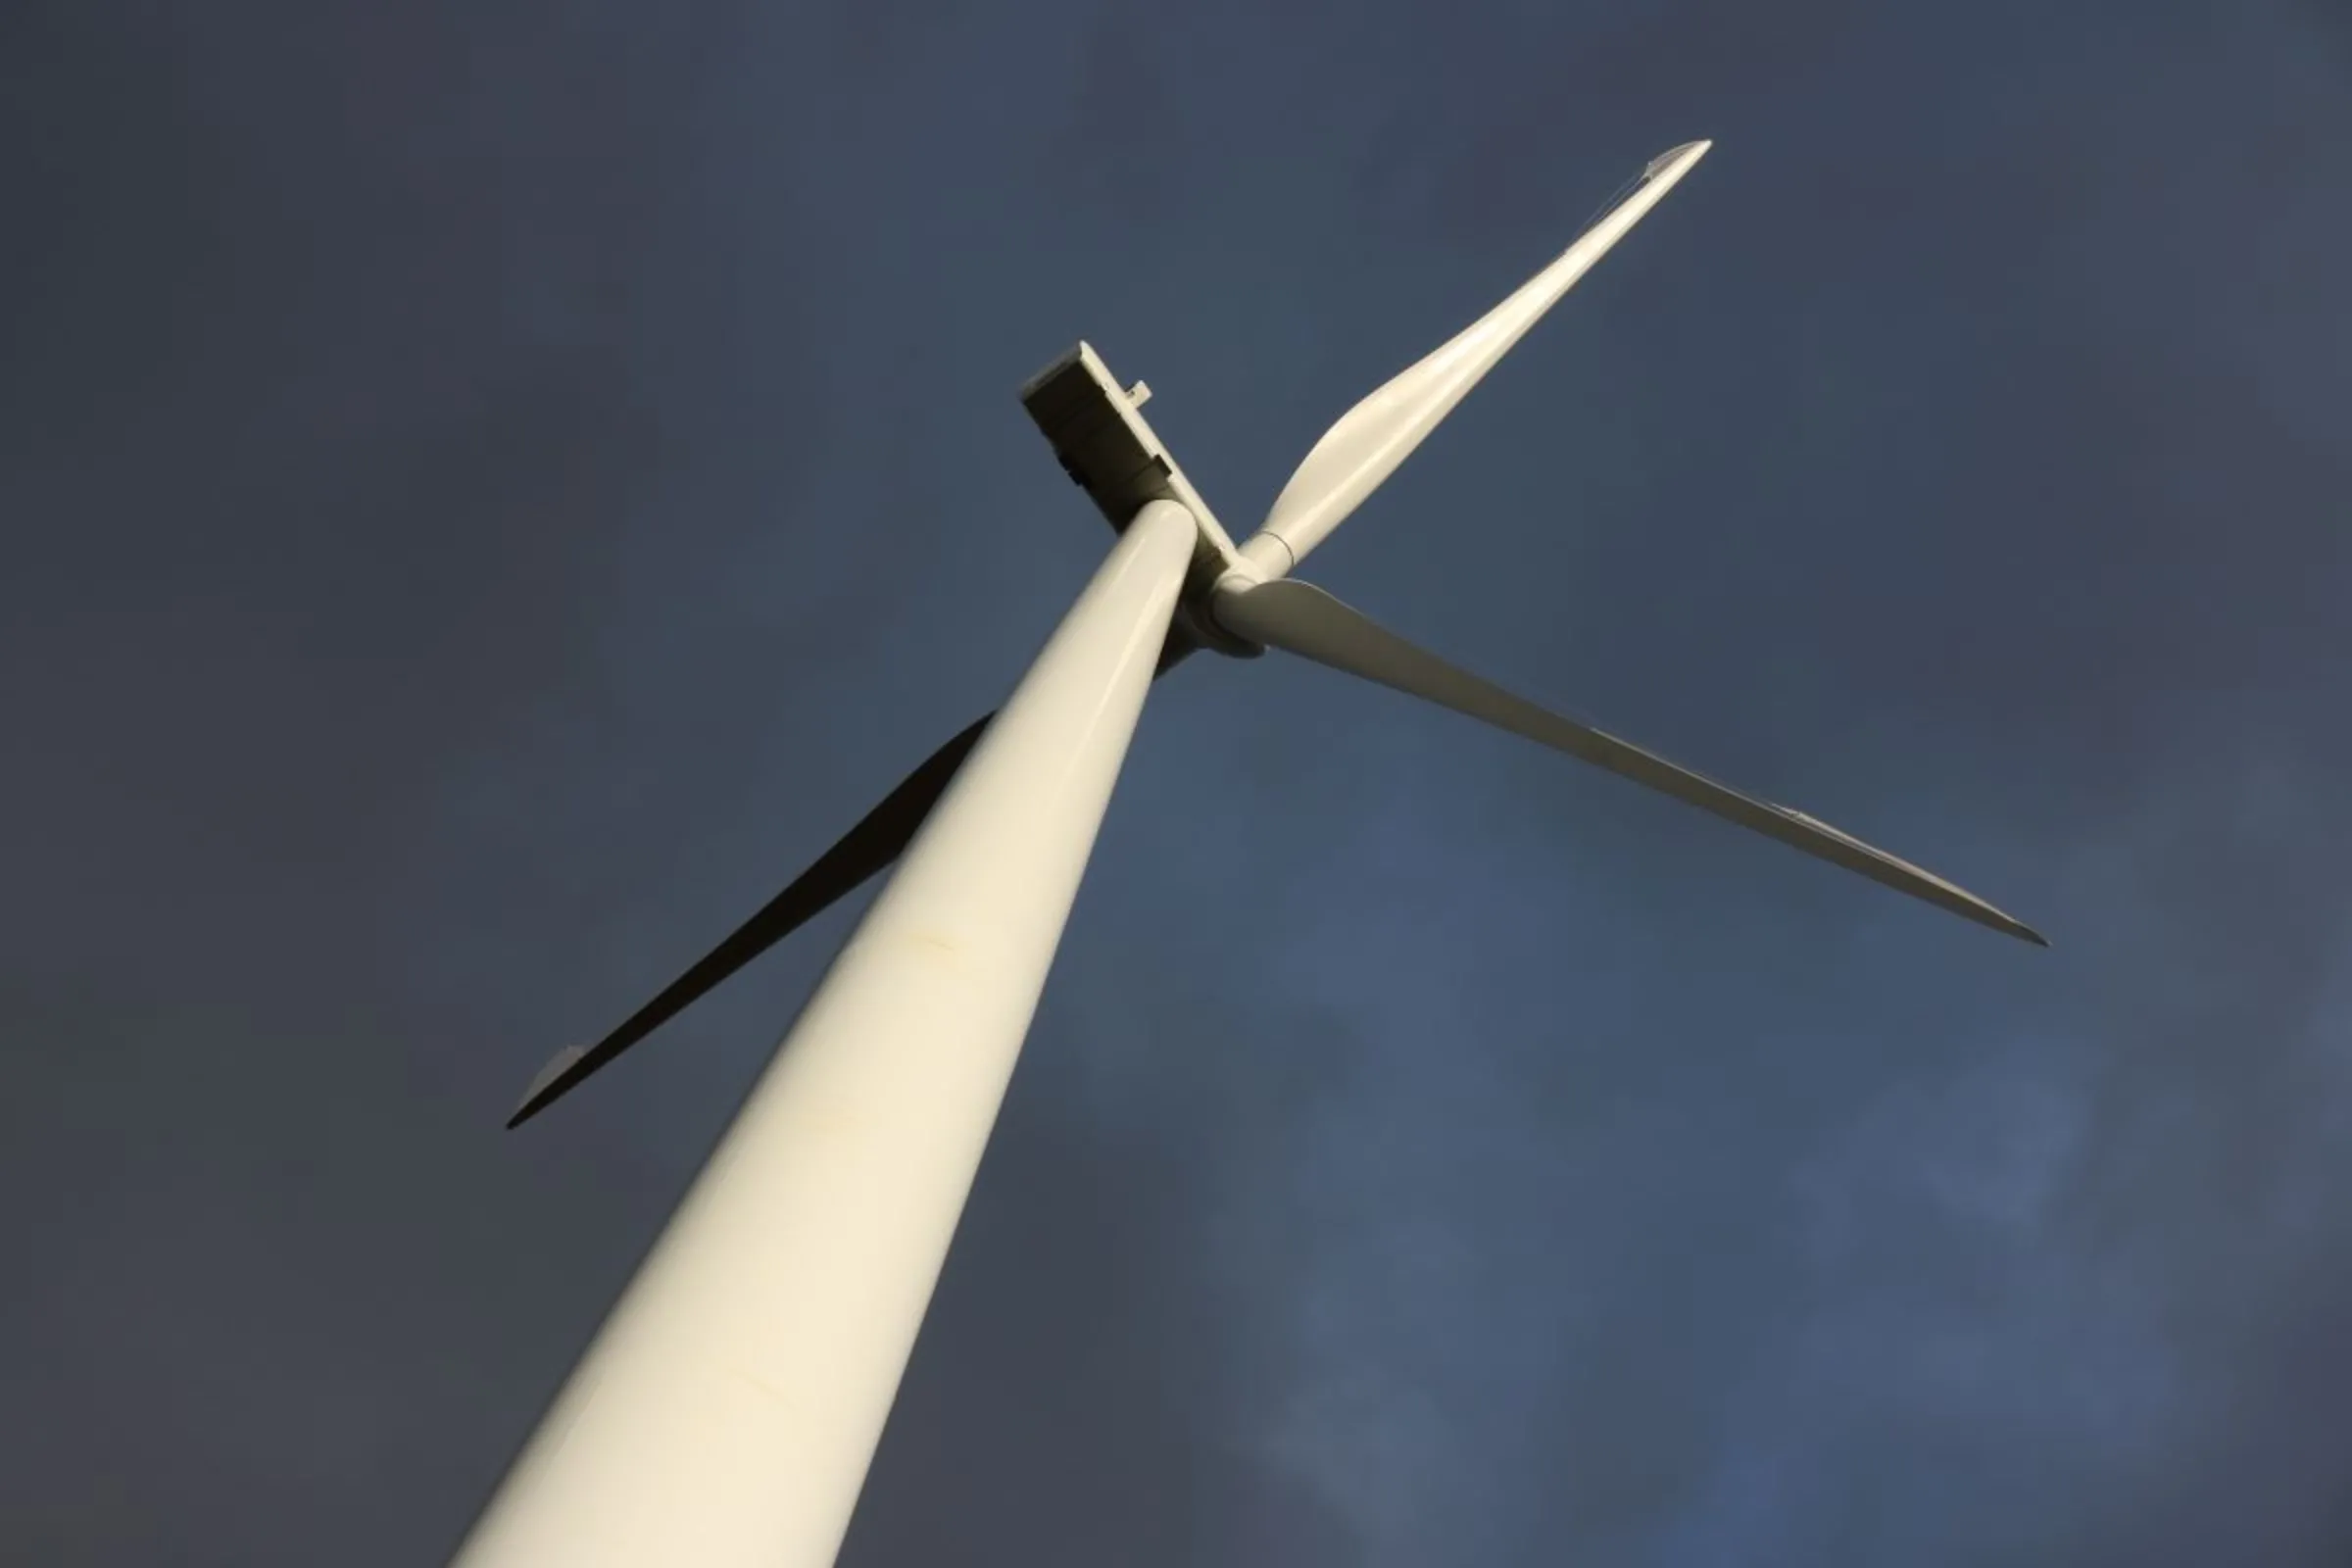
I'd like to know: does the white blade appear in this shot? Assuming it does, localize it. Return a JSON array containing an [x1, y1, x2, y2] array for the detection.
[[1212, 578, 2047, 946], [1239, 139, 1711, 579]]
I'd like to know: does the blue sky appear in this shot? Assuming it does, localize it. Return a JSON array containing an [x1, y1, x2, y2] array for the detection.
[[3, 1, 2349, 1562]]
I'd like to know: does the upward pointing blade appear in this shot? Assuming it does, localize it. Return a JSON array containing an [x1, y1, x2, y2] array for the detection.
[[1242, 140, 1711, 578], [1212, 578, 2047, 947]]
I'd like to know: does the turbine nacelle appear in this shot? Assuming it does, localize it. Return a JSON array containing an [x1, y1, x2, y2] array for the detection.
[[1018, 341, 1258, 659]]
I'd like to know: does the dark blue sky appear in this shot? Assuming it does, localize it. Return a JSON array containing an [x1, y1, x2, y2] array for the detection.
[[5, 1, 2349, 1562]]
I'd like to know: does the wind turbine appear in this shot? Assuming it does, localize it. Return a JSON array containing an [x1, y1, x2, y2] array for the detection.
[[452, 139, 2042, 1568]]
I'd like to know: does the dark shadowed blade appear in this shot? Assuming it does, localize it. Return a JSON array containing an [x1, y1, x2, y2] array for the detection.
[[505, 626, 1207, 1128], [506, 711, 994, 1128]]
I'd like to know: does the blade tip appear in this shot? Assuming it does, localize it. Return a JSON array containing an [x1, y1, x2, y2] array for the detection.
[[1644, 139, 1715, 178], [1984, 907, 2049, 948], [506, 1044, 589, 1129]]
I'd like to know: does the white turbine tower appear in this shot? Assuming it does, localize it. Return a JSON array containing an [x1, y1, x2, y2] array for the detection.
[[453, 139, 2042, 1568]]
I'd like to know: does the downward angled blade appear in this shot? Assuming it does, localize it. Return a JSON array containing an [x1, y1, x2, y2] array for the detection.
[[1212, 579, 2046, 946], [506, 630, 1209, 1128], [506, 711, 994, 1128], [1242, 139, 1711, 579]]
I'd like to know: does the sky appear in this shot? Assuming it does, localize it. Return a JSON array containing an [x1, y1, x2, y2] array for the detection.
[[3, 0, 2349, 1562]]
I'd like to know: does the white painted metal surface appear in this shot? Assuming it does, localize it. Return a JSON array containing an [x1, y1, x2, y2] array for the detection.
[[452, 500, 1199, 1568]]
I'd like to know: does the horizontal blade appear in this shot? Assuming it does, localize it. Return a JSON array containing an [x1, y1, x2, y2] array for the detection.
[[1212, 579, 2046, 946], [1242, 139, 1711, 578], [507, 711, 995, 1128]]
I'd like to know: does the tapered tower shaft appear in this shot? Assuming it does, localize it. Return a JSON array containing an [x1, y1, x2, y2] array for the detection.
[[451, 500, 1199, 1568]]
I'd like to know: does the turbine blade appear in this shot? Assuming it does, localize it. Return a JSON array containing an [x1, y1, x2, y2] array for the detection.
[[503, 626, 1211, 1128], [507, 711, 994, 1128], [1243, 139, 1712, 577], [1212, 579, 2046, 946]]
